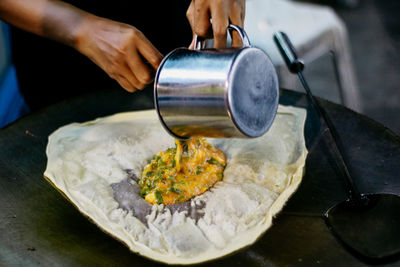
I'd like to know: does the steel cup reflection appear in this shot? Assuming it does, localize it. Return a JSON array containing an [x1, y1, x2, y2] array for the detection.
[[154, 25, 279, 139]]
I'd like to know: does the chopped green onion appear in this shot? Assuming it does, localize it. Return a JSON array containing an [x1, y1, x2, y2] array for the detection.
[[166, 147, 176, 153], [207, 157, 218, 165], [175, 195, 186, 203], [140, 188, 149, 197], [170, 187, 182, 194], [196, 167, 204, 175], [155, 190, 163, 204]]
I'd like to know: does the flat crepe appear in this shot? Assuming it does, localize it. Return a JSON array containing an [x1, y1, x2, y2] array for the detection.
[[44, 105, 307, 264]]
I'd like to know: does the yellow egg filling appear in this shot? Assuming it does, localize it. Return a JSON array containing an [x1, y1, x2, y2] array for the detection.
[[139, 138, 226, 205]]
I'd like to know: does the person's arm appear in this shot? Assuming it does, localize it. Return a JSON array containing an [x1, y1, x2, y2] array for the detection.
[[186, 0, 246, 49], [0, 0, 163, 92]]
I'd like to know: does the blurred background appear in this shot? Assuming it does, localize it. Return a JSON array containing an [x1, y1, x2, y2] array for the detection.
[[295, 0, 400, 134], [0, 0, 399, 134]]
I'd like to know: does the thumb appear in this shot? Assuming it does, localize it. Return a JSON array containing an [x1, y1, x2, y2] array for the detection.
[[189, 35, 196, 50]]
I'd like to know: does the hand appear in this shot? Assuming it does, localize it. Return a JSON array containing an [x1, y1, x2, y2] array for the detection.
[[75, 15, 163, 92], [186, 0, 245, 49]]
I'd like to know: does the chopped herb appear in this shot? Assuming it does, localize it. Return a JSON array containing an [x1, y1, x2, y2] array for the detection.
[[155, 190, 163, 204], [140, 188, 149, 197], [166, 148, 176, 153], [207, 157, 218, 165], [152, 177, 160, 184], [140, 137, 226, 205], [156, 168, 166, 177], [175, 195, 186, 203], [196, 167, 204, 175], [169, 187, 182, 194]]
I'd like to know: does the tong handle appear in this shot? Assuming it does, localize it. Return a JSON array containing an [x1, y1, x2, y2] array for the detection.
[[273, 31, 363, 202], [273, 31, 304, 73]]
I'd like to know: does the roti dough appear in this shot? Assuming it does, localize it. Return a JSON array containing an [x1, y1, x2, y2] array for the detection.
[[44, 105, 307, 264]]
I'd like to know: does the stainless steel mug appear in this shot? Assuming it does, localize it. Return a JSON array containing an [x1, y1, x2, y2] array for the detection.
[[154, 24, 279, 139]]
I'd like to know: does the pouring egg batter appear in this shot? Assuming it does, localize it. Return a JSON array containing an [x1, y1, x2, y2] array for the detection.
[[139, 138, 226, 205]]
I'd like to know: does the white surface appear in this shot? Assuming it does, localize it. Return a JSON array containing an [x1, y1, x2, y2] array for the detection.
[[44, 106, 308, 264]]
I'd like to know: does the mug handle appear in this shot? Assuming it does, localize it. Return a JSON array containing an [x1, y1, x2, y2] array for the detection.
[[194, 24, 251, 50]]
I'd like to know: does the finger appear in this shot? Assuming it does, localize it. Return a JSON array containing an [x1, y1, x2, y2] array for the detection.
[[186, 0, 195, 30], [189, 34, 196, 50], [210, 2, 229, 49], [229, 1, 245, 47], [186, 1, 197, 50], [115, 75, 137, 93], [113, 63, 145, 92], [135, 31, 163, 71], [193, 0, 212, 38], [121, 63, 146, 90], [127, 50, 154, 85]]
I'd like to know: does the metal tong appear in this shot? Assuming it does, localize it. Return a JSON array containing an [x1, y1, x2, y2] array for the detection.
[[273, 31, 366, 205]]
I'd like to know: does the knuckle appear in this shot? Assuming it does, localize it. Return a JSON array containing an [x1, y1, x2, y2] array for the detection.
[[195, 25, 209, 37], [106, 63, 120, 78], [186, 8, 193, 18], [136, 83, 146, 90], [123, 82, 136, 93], [232, 0, 243, 10], [108, 48, 126, 64], [213, 25, 227, 36], [106, 61, 119, 75], [117, 79, 130, 91], [127, 29, 138, 41], [127, 28, 142, 42], [186, 1, 194, 18], [153, 57, 163, 67], [141, 72, 153, 84], [108, 72, 117, 80], [124, 85, 136, 93]]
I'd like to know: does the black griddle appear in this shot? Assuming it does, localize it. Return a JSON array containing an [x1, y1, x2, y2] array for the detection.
[[0, 88, 399, 266]]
